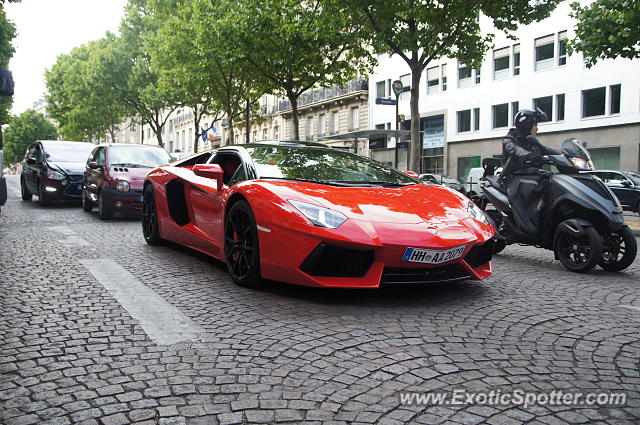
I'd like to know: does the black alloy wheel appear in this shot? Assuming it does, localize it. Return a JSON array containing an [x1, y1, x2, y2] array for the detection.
[[98, 191, 111, 220], [224, 200, 261, 287], [21, 177, 32, 201], [81, 187, 94, 212], [599, 226, 637, 272], [555, 225, 602, 273], [142, 184, 163, 245]]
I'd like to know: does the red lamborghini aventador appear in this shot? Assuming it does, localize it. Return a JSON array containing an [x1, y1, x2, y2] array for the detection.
[[142, 141, 495, 288]]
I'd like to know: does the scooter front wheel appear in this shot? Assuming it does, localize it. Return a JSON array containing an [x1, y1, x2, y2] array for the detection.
[[599, 226, 637, 272], [555, 225, 602, 273], [485, 209, 507, 254]]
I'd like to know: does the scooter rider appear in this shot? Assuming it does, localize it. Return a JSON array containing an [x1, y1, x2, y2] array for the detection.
[[500, 108, 560, 236]]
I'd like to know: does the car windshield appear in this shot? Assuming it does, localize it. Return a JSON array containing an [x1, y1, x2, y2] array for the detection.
[[247, 146, 418, 186], [109, 146, 172, 168], [628, 172, 640, 183], [44, 143, 94, 162]]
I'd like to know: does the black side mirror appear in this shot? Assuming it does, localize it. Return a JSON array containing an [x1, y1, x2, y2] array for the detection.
[[26, 157, 37, 165]]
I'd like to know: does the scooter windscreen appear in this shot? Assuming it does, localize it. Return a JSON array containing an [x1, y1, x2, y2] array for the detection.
[[561, 138, 594, 171]]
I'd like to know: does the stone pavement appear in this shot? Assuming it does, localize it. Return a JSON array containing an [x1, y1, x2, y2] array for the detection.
[[1, 175, 639, 425]]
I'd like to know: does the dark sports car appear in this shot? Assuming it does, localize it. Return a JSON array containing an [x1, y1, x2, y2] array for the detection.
[[142, 141, 495, 288]]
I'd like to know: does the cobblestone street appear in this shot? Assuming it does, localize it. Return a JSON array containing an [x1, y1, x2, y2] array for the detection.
[[1, 174, 639, 425]]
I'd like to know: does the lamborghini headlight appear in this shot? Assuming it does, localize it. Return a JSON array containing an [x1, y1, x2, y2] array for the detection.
[[289, 200, 347, 229], [468, 201, 490, 225]]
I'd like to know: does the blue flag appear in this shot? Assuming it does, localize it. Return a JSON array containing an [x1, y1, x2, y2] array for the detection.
[[200, 127, 207, 142]]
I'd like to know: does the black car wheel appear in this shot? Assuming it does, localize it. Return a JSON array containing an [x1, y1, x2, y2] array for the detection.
[[98, 191, 111, 220], [555, 225, 602, 273], [37, 180, 49, 206], [81, 187, 94, 212], [21, 177, 32, 201], [599, 226, 637, 272], [142, 184, 163, 245], [224, 200, 261, 287]]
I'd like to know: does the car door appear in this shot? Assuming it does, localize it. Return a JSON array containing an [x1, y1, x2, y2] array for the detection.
[[30, 143, 45, 193], [186, 152, 242, 247], [23, 144, 37, 192], [85, 147, 105, 200], [604, 172, 634, 208]]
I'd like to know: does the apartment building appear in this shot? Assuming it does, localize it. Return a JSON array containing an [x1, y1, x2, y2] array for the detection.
[[369, 1, 640, 178]]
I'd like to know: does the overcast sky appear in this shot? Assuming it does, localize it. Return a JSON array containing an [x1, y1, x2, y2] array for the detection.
[[6, 0, 128, 115]]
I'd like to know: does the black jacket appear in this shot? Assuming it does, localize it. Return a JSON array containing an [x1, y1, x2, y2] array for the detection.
[[501, 128, 560, 178]]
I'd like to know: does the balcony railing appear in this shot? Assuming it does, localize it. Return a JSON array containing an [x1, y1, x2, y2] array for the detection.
[[275, 78, 368, 113]]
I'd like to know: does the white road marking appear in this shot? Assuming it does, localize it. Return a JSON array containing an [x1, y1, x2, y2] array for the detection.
[[619, 305, 640, 312], [79, 258, 203, 345], [48, 225, 89, 247]]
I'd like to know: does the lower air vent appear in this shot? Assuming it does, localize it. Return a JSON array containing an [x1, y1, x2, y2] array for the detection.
[[300, 243, 374, 277], [166, 179, 190, 226], [381, 266, 469, 284], [464, 240, 494, 269]]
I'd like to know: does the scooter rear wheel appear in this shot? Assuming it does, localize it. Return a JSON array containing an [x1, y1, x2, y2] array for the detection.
[[599, 226, 637, 272], [555, 225, 602, 273]]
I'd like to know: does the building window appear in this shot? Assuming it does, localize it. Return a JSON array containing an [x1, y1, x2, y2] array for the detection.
[[426, 66, 439, 95], [493, 47, 510, 80], [492, 103, 509, 128], [610, 84, 621, 114], [376, 81, 386, 98], [512, 44, 520, 76], [533, 96, 553, 122], [473, 108, 480, 131], [130, 122, 136, 131], [399, 74, 411, 100], [274, 126, 279, 140], [556, 94, 565, 121], [252, 130, 257, 142], [558, 31, 567, 66], [588, 146, 621, 170], [582, 87, 606, 117], [457, 109, 471, 133], [331, 111, 339, 134], [318, 113, 326, 136], [350, 107, 360, 131], [306, 116, 314, 139], [386, 79, 391, 97], [475, 67, 481, 84], [458, 156, 481, 180], [375, 123, 385, 130], [263, 128, 268, 139], [535, 34, 555, 71], [441, 64, 447, 91], [511, 101, 519, 123], [458, 65, 473, 88]]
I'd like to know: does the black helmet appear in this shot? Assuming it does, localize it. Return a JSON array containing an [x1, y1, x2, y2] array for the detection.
[[514, 108, 547, 134]]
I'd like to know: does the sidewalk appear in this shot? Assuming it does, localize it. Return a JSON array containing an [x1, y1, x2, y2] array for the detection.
[[625, 213, 640, 236]]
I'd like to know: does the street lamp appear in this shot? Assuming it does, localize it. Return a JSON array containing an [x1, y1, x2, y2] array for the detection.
[[392, 80, 403, 169]]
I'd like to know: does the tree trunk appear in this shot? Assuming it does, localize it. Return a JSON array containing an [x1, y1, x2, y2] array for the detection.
[[226, 107, 234, 145], [409, 66, 422, 173], [245, 98, 250, 144], [193, 107, 201, 153], [288, 93, 300, 140], [154, 125, 164, 149]]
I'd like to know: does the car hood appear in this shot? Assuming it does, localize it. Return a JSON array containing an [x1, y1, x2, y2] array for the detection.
[[260, 180, 472, 225], [49, 161, 85, 175], [109, 167, 152, 188]]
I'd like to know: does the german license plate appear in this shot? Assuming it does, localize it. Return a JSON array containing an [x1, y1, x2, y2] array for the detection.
[[402, 245, 466, 264]]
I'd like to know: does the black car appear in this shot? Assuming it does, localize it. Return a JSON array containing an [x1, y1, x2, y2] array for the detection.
[[585, 170, 640, 214], [419, 173, 467, 195], [21, 140, 95, 205]]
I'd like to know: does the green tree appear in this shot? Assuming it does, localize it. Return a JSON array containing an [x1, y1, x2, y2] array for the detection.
[[335, 0, 560, 172], [0, 3, 17, 126], [45, 36, 127, 143], [218, 0, 373, 140], [569, 0, 640, 67], [3, 109, 58, 163]]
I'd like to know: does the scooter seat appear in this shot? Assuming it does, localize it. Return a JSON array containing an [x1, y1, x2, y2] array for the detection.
[[485, 175, 506, 194]]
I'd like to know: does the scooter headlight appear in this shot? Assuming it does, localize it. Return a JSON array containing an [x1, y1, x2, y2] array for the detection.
[[468, 201, 490, 225], [570, 157, 594, 171]]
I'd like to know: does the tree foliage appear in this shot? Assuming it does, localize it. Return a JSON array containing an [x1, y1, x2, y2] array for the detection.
[[0, 3, 17, 125], [218, 0, 374, 140], [569, 0, 640, 67], [3, 109, 58, 163], [45, 36, 127, 143], [335, 0, 560, 172]]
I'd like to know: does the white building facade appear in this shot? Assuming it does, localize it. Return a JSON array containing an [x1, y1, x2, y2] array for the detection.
[[369, 1, 640, 178]]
